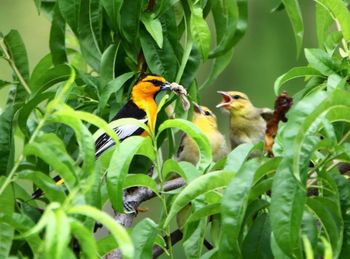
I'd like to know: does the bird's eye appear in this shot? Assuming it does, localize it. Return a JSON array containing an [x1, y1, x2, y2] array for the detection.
[[204, 111, 211, 116], [232, 95, 241, 100], [151, 79, 163, 86]]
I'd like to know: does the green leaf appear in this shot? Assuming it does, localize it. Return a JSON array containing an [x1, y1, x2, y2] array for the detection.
[[5, 213, 41, 253], [0, 222, 14, 258], [18, 92, 55, 137], [107, 136, 146, 212], [141, 13, 163, 48], [0, 79, 11, 89], [306, 197, 343, 257], [98, 72, 134, 111], [281, 0, 304, 56], [124, 174, 159, 197], [50, 4, 67, 65], [183, 219, 207, 258], [274, 66, 323, 95], [119, 0, 142, 43], [316, 0, 350, 41], [200, 48, 234, 89], [281, 89, 350, 181], [0, 176, 15, 258], [270, 232, 291, 259], [45, 208, 70, 259], [162, 159, 201, 182], [30, 53, 53, 85], [100, 44, 119, 87], [16, 203, 60, 239], [186, 203, 220, 225], [327, 73, 346, 91], [164, 170, 234, 227], [157, 119, 212, 171], [75, 110, 120, 147], [179, 44, 201, 88], [0, 106, 14, 176], [224, 143, 254, 172], [24, 133, 78, 191], [4, 30, 30, 82], [190, 7, 210, 60], [304, 48, 340, 76], [78, 0, 102, 71], [315, 1, 333, 47], [18, 170, 66, 202], [219, 159, 260, 257], [97, 235, 118, 256], [68, 205, 134, 259], [131, 218, 158, 259], [58, 0, 80, 35], [30, 64, 71, 94], [70, 219, 98, 259], [140, 27, 178, 81], [270, 158, 305, 257], [209, 0, 241, 58], [242, 213, 273, 259], [101, 0, 123, 31]]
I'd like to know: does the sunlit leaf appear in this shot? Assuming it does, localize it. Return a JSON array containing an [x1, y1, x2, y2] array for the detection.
[[157, 119, 212, 172], [141, 13, 163, 48], [274, 66, 322, 95], [316, 0, 350, 41], [164, 171, 234, 227], [107, 136, 147, 212], [190, 7, 210, 60], [70, 219, 98, 259], [219, 159, 260, 257], [68, 205, 134, 259], [131, 218, 158, 259], [281, 0, 304, 56]]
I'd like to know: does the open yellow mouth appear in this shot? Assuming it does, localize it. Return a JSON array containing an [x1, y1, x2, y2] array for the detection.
[[216, 91, 232, 109]]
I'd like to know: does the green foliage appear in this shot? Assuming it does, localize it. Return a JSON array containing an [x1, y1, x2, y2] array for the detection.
[[1, 0, 350, 258]]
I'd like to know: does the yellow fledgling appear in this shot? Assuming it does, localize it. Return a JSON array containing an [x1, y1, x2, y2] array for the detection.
[[216, 91, 272, 149], [177, 103, 228, 164]]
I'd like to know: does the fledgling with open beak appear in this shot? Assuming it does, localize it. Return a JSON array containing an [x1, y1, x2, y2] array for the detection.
[[216, 91, 272, 149], [177, 103, 228, 165]]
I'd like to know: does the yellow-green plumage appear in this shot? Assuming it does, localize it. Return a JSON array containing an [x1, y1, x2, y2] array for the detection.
[[177, 104, 228, 165], [217, 91, 272, 149]]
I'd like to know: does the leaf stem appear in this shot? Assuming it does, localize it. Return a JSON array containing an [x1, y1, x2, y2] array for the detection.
[[0, 115, 47, 195], [153, 137, 174, 259], [0, 39, 32, 94]]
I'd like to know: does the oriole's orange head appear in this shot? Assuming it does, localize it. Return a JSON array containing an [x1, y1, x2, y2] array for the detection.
[[131, 75, 170, 100]]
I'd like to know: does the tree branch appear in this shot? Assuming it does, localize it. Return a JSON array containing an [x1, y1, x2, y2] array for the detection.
[[105, 177, 186, 259]]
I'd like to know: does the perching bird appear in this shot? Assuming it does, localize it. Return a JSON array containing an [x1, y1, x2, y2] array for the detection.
[[32, 74, 186, 198], [216, 91, 272, 149], [177, 103, 228, 165]]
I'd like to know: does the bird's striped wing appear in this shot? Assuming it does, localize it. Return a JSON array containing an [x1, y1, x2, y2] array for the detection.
[[95, 118, 147, 157]]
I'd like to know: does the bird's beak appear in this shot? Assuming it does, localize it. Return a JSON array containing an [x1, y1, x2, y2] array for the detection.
[[160, 81, 172, 91], [193, 102, 204, 115], [216, 91, 232, 109]]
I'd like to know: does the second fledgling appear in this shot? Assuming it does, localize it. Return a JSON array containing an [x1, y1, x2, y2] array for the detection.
[[216, 91, 272, 149], [177, 104, 228, 165]]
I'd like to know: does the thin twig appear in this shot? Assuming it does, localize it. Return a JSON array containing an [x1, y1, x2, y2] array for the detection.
[[152, 229, 183, 258], [0, 39, 31, 94], [105, 177, 186, 259]]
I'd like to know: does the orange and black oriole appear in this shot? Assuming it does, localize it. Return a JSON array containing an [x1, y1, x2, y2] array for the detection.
[[32, 74, 176, 198]]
